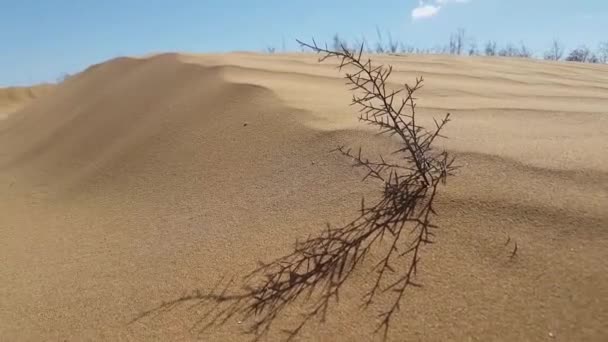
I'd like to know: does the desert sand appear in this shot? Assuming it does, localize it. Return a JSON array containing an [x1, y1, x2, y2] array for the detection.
[[0, 85, 53, 120], [0, 52, 607, 341]]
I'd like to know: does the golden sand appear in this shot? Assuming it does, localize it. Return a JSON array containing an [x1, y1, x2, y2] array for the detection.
[[0, 53, 606, 341]]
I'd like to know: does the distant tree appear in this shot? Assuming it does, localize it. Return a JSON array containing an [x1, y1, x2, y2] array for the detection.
[[449, 28, 466, 55], [566, 46, 592, 62], [587, 53, 600, 64], [387, 31, 399, 53], [374, 26, 385, 53], [495, 42, 531, 58], [332, 33, 348, 52], [399, 42, 414, 54], [332, 34, 340, 51], [484, 40, 497, 56], [468, 39, 479, 56], [430, 44, 445, 54], [544, 39, 565, 61], [309, 32, 606, 63], [598, 41, 608, 63], [56, 72, 72, 83], [518, 41, 533, 58], [415, 47, 433, 54], [498, 43, 519, 57], [352, 36, 372, 54], [266, 46, 276, 54]]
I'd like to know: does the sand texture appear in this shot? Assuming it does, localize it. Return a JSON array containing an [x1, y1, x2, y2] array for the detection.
[[0, 85, 53, 120], [1, 53, 607, 341]]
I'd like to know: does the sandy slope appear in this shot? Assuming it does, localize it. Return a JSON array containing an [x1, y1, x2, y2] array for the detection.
[[0, 85, 53, 120], [0, 53, 607, 341]]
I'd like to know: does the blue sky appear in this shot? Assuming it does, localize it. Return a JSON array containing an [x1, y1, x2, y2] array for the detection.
[[1, 0, 607, 86]]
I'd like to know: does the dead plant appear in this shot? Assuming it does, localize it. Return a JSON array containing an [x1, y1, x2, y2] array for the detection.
[[134, 39, 457, 341]]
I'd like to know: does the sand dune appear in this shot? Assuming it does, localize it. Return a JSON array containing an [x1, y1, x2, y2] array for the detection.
[[0, 53, 607, 341], [0, 84, 53, 120]]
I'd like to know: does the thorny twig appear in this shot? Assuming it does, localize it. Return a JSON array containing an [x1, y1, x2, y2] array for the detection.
[[134, 40, 458, 341]]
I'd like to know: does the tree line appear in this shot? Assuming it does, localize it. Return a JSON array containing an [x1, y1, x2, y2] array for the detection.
[[279, 28, 608, 64]]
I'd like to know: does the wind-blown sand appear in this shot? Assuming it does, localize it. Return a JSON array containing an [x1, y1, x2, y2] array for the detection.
[[0, 53, 607, 341], [0, 85, 53, 120]]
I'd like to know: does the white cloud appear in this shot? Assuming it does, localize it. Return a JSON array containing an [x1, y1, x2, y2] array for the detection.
[[436, 0, 470, 4], [412, 4, 441, 19], [411, 0, 471, 20]]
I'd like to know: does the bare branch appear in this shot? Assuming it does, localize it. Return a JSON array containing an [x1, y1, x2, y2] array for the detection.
[[134, 38, 457, 341]]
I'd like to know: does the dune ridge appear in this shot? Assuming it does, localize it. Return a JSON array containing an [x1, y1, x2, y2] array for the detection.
[[0, 53, 606, 341]]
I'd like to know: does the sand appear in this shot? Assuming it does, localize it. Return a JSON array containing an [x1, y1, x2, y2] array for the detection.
[[0, 85, 54, 120], [0, 52, 607, 341]]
